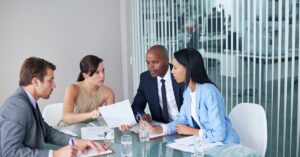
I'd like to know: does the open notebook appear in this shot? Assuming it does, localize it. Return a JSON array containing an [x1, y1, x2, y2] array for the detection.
[[130, 121, 173, 139]]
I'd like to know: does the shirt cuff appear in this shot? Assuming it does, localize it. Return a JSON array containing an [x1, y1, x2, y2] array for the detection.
[[160, 124, 167, 134], [198, 129, 204, 138], [49, 150, 53, 157]]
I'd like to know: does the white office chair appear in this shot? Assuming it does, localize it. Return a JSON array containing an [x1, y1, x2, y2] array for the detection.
[[229, 103, 268, 157], [42, 103, 63, 126]]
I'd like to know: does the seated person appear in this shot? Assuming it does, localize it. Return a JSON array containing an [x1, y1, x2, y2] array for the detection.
[[0, 57, 106, 157], [131, 45, 185, 123], [63, 55, 115, 125], [145, 48, 240, 144]]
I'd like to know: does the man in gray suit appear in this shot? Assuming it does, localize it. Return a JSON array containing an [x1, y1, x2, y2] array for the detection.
[[0, 57, 106, 157]]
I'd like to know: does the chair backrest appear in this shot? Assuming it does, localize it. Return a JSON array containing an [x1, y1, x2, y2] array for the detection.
[[229, 103, 267, 156], [42, 103, 63, 126]]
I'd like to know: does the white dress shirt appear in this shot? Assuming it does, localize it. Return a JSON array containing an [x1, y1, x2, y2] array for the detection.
[[157, 67, 179, 121], [190, 91, 200, 126]]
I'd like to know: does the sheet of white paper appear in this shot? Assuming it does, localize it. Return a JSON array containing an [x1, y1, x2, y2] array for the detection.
[[59, 128, 78, 137], [99, 99, 137, 128], [81, 126, 113, 140], [174, 136, 195, 145], [167, 142, 194, 153], [130, 121, 172, 139], [76, 149, 113, 157], [167, 136, 223, 153]]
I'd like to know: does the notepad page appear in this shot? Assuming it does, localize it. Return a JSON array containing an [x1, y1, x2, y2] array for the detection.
[[77, 149, 113, 157]]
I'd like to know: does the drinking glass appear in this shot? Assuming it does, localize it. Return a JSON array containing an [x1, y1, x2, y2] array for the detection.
[[106, 128, 115, 143], [139, 122, 149, 142], [121, 134, 132, 157]]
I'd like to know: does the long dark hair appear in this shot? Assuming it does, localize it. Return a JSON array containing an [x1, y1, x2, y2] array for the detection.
[[77, 55, 103, 81], [173, 48, 216, 88]]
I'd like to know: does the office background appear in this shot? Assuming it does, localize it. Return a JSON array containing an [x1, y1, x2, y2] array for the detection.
[[0, 0, 299, 157], [0, 0, 128, 108], [130, 0, 299, 157]]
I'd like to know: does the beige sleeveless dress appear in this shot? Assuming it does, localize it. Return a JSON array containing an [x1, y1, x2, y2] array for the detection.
[[74, 83, 105, 113]]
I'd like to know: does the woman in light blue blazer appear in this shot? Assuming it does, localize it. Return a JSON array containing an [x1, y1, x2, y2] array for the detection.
[[146, 48, 240, 144]]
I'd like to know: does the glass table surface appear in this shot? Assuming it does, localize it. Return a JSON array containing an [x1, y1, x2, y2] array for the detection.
[[49, 120, 261, 157]]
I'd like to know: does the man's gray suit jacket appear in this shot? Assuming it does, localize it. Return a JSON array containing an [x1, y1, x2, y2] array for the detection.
[[0, 87, 72, 157]]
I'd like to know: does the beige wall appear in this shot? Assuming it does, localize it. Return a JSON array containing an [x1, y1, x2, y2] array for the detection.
[[0, 0, 124, 109]]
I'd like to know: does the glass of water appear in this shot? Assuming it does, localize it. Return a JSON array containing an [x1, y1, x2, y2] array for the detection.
[[139, 122, 149, 142], [121, 134, 132, 157], [103, 128, 114, 143]]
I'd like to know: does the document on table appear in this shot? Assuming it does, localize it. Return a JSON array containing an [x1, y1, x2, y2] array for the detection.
[[167, 136, 223, 153], [99, 99, 137, 128], [77, 149, 113, 157], [130, 121, 173, 139], [81, 126, 113, 141]]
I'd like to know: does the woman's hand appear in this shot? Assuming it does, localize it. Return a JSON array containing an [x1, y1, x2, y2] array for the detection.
[[176, 125, 199, 135], [89, 109, 100, 119], [119, 124, 132, 132]]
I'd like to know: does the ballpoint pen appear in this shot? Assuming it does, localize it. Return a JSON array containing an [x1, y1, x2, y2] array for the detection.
[[71, 138, 74, 146]]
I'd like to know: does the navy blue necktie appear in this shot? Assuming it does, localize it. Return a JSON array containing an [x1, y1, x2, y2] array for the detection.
[[161, 79, 169, 123]]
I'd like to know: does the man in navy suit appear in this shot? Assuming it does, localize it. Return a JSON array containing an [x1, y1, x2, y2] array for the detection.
[[131, 45, 184, 123]]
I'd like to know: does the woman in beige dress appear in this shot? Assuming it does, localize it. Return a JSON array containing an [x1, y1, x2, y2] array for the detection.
[[62, 55, 115, 125]]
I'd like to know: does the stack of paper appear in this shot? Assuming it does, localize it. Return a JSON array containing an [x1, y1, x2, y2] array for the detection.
[[167, 136, 223, 153], [81, 126, 113, 141], [77, 149, 113, 157], [99, 99, 137, 128], [130, 121, 172, 139]]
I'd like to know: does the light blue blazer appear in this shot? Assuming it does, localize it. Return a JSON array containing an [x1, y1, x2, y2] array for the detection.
[[166, 83, 240, 144]]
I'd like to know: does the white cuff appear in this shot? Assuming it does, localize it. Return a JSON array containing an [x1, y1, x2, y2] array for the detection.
[[198, 129, 204, 138], [49, 150, 53, 157], [160, 124, 167, 134]]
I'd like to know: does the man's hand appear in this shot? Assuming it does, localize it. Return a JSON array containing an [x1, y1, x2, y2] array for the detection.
[[74, 139, 107, 154], [176, 125, 199, 135], [53, 145, 78, 157], [143, 121, 162, 134], [140, 113, 152, 123]]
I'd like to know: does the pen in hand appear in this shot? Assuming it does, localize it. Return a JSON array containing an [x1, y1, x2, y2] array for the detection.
[[71, 138, 74, 146]]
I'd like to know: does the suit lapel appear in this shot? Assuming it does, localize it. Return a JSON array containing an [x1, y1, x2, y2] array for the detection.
[[151, 76, 161, 112], [18, 87, 45, 136]]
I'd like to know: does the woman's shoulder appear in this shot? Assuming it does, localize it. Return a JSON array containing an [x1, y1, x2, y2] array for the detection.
[[66, 83, 80, 94], [102, 85, 115, 95], [197, 83, 220, 94]]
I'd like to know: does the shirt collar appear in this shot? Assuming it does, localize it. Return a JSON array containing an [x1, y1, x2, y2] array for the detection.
[[23, 88, 37, 108], [157, 66, 171, 82]]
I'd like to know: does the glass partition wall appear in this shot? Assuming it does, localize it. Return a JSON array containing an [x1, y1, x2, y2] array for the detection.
[[131, 0, 299, 157]]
